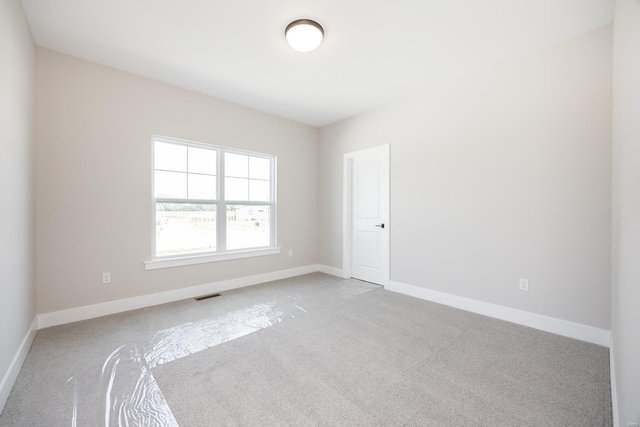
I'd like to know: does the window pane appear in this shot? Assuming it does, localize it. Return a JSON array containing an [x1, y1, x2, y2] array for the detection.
[[225, 177, 248, 201], [249, 157, 270, 180], [225, 153, 248, 178], [188, 147, 216, 175], [188, 174, 216, 200], [155, 171, 187, 199], [226, 205, 270, 250], [249, 179, 270, 202], [155, 142, 187, 172], [156, 203, 216, 256]]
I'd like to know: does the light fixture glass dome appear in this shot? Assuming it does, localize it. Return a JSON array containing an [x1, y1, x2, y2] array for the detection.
[[285, 19, 324, 52]]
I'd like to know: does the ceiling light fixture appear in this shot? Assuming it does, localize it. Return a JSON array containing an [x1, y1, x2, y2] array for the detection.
[[285, 19, 324, 53]]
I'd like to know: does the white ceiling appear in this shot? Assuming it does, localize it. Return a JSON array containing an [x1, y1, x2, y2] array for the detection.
[[20, 0, 613, 127]]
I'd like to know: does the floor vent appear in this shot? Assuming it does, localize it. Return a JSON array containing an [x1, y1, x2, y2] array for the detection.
[[195, 293, 221, 301]]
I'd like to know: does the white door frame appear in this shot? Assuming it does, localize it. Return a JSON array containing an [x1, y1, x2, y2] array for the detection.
[[343, 144, 390, 289]]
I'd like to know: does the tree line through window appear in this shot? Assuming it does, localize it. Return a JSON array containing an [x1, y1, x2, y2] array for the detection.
[[153, 136, 275, 258]]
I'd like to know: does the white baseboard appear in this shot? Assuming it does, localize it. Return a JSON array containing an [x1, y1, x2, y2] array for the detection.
[[38, 265, 319, 329], [389, 280, 611, 348], [0, 317, 37, 414], [609, 336, 619, 427], [318, 264, 349, 279]]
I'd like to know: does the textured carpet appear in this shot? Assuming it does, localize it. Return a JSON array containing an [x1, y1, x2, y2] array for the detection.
[[0, 273, 611, 426], [153, 286, 612, 426]]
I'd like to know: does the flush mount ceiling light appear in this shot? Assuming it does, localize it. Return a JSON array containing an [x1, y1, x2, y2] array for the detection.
[[285, 19, 324, 52]]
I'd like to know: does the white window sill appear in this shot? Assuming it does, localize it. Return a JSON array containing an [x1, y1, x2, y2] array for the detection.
[[144, 247, 281, 270]]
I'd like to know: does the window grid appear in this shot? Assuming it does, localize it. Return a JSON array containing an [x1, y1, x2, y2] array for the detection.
[[152, 136, 275, 259]]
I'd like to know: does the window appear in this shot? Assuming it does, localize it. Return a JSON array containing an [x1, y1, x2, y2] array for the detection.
[[151, 136, 276, 262]]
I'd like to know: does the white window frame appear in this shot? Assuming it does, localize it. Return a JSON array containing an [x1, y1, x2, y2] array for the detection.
[[145, 135, 279, 270]]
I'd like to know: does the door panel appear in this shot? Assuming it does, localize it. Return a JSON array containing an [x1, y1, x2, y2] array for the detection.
[[355, 230, 379, 269], [356, 162, 379, 218], [351, 149, 389, 285]]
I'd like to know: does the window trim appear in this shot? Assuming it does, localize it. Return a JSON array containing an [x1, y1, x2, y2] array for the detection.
[[149, 135, 277, 267], [144, 247, 281, 270]]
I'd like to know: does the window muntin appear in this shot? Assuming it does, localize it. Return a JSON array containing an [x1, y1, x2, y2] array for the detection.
[[224, 153, 272, 202], [152, 136, 275, 259]]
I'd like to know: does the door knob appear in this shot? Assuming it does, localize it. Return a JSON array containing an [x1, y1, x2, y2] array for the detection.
[[375, 223, 385, 229]]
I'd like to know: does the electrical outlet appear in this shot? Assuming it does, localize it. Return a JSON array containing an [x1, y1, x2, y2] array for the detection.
[[519, 278, 529, 292], [102, 272, 111, 284], [288, 249, 293, 257]]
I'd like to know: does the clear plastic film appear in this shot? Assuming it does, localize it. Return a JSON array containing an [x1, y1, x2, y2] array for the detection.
[[63, 278, 378, 426], [67, 344, 179, 427], [145, 303, 284, 368]]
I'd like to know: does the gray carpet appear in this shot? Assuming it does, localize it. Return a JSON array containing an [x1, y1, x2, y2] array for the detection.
[[0, 273, 611, 426], [152, 287, 612, 426]]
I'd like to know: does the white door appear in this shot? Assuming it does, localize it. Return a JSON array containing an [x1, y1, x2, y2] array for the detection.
[[350, 147, 389, 285]]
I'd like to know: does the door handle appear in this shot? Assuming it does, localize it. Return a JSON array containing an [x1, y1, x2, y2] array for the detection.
[[375, 223, 385, 229]]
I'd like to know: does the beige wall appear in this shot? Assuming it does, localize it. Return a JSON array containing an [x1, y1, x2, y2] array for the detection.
[[35, 48, 318, 314], [612, 0, 640, 424], [319, 27, 611, 329], [0, 0, 35, 408]]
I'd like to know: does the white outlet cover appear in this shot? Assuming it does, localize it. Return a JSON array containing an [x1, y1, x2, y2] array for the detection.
[[519, 279, 529, 291]]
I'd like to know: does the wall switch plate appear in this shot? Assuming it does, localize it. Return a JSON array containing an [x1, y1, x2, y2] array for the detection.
[[102, 272, 111, 284], [519, 278, 529, 291], [288, 249, 293, 257]]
